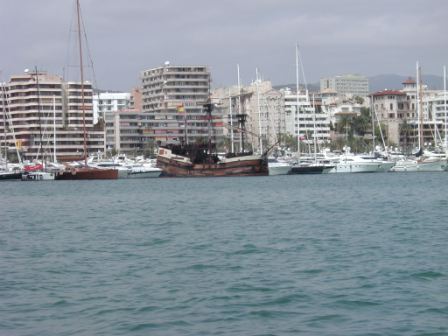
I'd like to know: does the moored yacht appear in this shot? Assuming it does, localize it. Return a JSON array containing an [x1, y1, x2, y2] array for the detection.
[[268, 157, 292, 175], [327, 153, 395, 173]]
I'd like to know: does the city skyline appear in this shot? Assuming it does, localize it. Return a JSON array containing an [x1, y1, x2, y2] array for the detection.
[[1, 0, 447, 91]]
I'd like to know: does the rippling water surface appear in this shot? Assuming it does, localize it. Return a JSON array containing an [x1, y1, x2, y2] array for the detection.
[[1, 173, 447, 335]]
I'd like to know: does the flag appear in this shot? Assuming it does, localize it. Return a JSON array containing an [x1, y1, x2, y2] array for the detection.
[[15, 139, 22, 149], [176, 105, 185, 113]]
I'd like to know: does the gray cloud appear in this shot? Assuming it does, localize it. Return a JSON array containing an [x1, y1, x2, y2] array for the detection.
[[1, 0, 447, 90]]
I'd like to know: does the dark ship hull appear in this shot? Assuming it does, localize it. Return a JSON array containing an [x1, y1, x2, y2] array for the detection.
[[55, 167, 118, 180], [157, 147, 268, 177]]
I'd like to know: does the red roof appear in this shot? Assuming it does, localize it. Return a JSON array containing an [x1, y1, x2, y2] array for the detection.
[[371, 90, 406, 97]]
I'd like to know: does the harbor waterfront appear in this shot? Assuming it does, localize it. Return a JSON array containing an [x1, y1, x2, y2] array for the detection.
[[1, 174, 447, 335]]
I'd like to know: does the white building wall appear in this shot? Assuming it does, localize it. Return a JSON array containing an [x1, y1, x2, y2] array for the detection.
[[93, 92, 131, 123], [283, 88, 331, 144]]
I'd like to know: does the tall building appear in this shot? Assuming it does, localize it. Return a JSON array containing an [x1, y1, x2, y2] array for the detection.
[[320, 74, 369, 97], [371, 77, 447, 148], [212, 80, 285, 153], [141, 63, 222, 145], [101, 89, 156, 156], [0, 71, 104, 162], [283, 88, 331, 144]]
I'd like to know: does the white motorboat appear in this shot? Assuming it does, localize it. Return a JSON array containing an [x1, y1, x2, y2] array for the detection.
[[328, 154, 395, 173], [21, 171, 55, 181], [268, 158, 292, 175], [125, 165, 162, 178], [390, 156, 447, 172]]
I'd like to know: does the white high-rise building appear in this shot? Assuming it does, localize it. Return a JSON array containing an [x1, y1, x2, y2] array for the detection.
[[283, 88, 331, 144], [93, 92, 131, 123]]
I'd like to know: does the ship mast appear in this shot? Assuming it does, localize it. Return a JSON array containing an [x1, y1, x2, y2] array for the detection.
[[417, 62, 423, 152], [76, 0, 88, 166], [1, 79, 7, 170], [444, 65, 447, 153], [295, 43, 301, 160], [34, 67, 45, 168]]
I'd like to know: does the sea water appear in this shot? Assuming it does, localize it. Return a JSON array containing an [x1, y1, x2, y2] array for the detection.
[[1, 173, 447, 335]]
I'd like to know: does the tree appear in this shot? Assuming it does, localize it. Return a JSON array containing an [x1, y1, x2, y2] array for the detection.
[[352, 107, 371, 136]]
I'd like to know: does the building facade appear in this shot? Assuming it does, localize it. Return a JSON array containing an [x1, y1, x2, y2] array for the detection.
[[283, 88, 331, 145], [0, 71, 104, 162], [372, 77, 447, 149], [141, 63, 223, 145], [320, 74, 369, 97], [93, 92, 131, 123]]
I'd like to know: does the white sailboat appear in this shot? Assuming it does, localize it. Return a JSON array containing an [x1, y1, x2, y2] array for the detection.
[[289, 44, 332, 174], [1, 92, 22, 180], [390, 62, 448, 172], [21, 68, 55, 181]]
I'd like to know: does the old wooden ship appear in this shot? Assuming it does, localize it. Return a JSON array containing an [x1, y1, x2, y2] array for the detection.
[[156, 104, 268, 177]]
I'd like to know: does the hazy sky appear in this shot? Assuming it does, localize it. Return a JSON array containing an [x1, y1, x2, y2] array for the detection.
[[1, 0, 447, 90]]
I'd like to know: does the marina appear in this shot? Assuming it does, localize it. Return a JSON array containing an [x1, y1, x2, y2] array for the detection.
[[1, 1, 447, 335]]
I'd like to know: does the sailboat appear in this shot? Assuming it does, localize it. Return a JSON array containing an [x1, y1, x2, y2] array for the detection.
[[21, 68, 55, 181], [390, 62, 448, 172], [55, 0, 117, 180], [0, 84, 22, 180], [289, 44, 333, 174]]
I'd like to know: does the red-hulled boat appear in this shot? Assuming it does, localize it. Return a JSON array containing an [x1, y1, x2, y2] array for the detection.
[[54, 0, 117, 181], [55, 166, 118, 180]]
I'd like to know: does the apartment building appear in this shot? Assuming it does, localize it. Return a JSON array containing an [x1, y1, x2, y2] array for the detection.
[[320, 74, 369, 97], [212, 80, 286, 153], [141, 63, 223, 145], [283, 88, 331, 144], [0, 71, 104, 162], [102, 89, 155, 156], [372, 77, 447, 147]]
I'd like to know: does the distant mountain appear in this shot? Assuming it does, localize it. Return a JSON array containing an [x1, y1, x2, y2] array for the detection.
[[368, 74, 444, 92]]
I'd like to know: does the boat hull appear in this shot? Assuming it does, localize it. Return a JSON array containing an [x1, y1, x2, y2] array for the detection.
[[125, 169, 162, 178], [390, 158, 447, 172], [21, 171, 55, 181], [268, 164, 292, 176], [289, 165, 333, 174], [0, 172, 23, 180], [328, 161, 395, 173], [157, 155, 268, 177], [55, 167, 118, 180]]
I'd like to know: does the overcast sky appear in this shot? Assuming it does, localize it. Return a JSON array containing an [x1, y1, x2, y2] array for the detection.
[[1, 0, 447, 90]]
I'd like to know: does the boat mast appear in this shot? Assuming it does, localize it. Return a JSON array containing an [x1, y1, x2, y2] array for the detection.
[[53, 95, 57, 163], [444, 65, 447, 153], [34, 67, 45, 167], [256, 68, 263, 153], [228, 88, 234, 153], [1, 82, 21, 164], [370, 96, 375, 153], [1, 79, 7, 170], [295, 43, 301, 161], [312, 93, 317, 163], [76, 0, 88, 166], [237, 64, 243, 152], [417, 62, 424, 152]]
